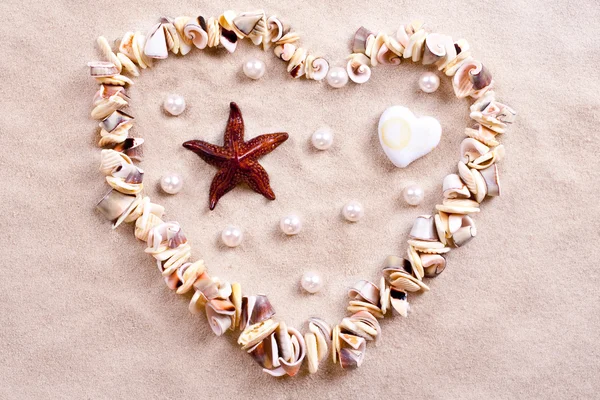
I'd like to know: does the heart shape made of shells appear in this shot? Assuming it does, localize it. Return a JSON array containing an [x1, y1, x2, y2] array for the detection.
[[91, 11, 517, 377]]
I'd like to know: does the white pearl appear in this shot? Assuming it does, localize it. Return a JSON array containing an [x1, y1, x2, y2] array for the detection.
[[163, 94, 186, 116], [326, 67, 349, 88], [160, 173, 183, 194], [403, 184, 425, 206], [280, 215, 302, 235], [311, 127, 334, 150], [342, 200, 364, 222], [418, 72, 440, 93], [243, 58, 266, 80], [221, 225, 243, 247], [301, 271, 323, 294]]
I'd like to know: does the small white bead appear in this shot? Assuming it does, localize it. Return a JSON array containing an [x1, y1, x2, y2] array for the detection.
[[311, 127, 334, 150], [160, 173, 183, 194], [243, 58, 266, 80], [163, 94, 186, 116], [418, 72, 440, 93], [403, 184, 425, 206], [326, 67, 349, 89], [221, 225, 243, 247], [280, 214, 302, 235], [342, 200, 364, 222], [301, 271, 323, 294]]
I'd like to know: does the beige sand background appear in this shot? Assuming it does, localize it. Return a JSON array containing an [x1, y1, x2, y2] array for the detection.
[[1, 0, 599, 398]]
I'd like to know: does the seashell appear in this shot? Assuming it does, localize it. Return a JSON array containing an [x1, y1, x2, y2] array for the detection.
[[149, 239, 192, 276], [460, 137, 490, 164], [390, 288, 409, 317], [305, 332, 318, 374], [116, 53, 140, 77], [288, 47, 307, 78], [88, 61, 118, 77], [348, 280, 380, 305], [340, 311, 381, 342], [465, 124, 499, 147], [238, 319, 279, 351], [398, 25, 427, 62], [346, 300, 384, 319], [423, 33, 454, 66], [337, 332, 366, 369], [384, 35, 405, 58], [407, 240, 450, 254], [453, 60, 493, 99], [305, 56, 329, 81], [274, 321, 293, 363], [100, 110, 134, 135], [173, 17, 193, 55], [99, 149, 132, 175], [409, 215, 439, 242], [367, 32, 385, 65], [469, 144, 505, 170], [375, 40, 401, 65], [118, 32, 136, 61], [458, 161, 478, 195], [443, 174, 471, 199], [434, 212, 449, 246], [470, 168, 487, 203], [274, 43, 296, 61], [440, 39, 471, 75], [161, 19, 180, 55], [346, 53, 371, 84], [112, 137, 144, 162], [130, 32, 151, 69], [436, 198, 481, 215], [396, 20, 423, 46], [353, 26, 375, 54], [95, 74, 134, 86], [232, 10, 266, 38], [106, 175, 143, 195], [144, 23, 169, 59], [240, 295, 276, 331], [247, 334, 274, 369], [218, 10, 237, 31], [382, 256, 430, 292], [470, 91, 517, 134], [407, 245, 424, 280], [275, 31, 300, 45], [146, 221, 185, 252], [379, 276, 391, 315], [263, 326, 306, 377], [94, 85, 129, 105], [479, 164, 501, 197], [96, 36, 122, 73], [96, 189, 136, 222], [449, 215, 477, 247], [204, 17, 220, 48], [231, 282, 242, 329], [183, 17, 208, 49], [220, 28, 238, 53], [90, 95, 128, 120], [206, 298, 236, 336], [420, 253, 447, 277], [112, 162, 143, 184], [378, 106, 442, 168], [176, 260, 205, 294]]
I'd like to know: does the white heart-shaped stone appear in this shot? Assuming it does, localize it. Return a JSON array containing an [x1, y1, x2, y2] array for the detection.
[[378, 106, 442, 168]]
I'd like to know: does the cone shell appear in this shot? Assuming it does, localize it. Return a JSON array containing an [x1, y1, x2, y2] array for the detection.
[[409, 215, 439, 242], [96, 189, 136, 221], [348, 280, 380, 305], [240, 295, 276, 331]]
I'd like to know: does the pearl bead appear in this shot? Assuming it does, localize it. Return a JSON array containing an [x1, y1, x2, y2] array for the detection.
[[163, 94, 186, 116], [418, 72, 440, 93], [160, 173, 183, 194], [243, 58, 266, 80], [342, 200, 364, 222], [403, 184, 425, 206], [280, 215, 302, 235], [221, 225, 243, 247], [301, 271, 323, 294], [311, 127, 334, 150], [326, 67, 349, 88]]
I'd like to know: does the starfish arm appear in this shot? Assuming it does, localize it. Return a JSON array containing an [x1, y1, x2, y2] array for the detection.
[[208, 166, 241, 210], [182, 140, 231, 168], [242, 132, 289, 161], [224, 102, 245, 149], [242, 161, 276, 200]]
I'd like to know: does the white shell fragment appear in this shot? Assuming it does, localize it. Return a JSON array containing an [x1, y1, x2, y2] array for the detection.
[[378, 106, 442, 168]]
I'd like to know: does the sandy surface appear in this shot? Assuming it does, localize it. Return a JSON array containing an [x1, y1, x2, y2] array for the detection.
[[1, 0, 599, 398]]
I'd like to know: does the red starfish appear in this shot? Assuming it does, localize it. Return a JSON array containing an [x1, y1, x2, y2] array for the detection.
[[183, 102, 289, 210]]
